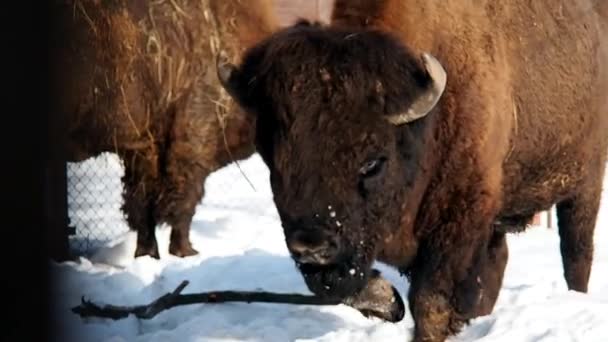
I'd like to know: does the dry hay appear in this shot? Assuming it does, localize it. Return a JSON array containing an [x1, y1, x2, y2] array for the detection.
[[57, 0, 276, 168]]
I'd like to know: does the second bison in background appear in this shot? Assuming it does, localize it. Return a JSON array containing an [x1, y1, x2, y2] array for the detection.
[[217, 0, 608, 341], [50, 0, 278, 258]]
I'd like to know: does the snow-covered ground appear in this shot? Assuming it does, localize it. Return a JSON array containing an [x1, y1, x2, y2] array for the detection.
[[52, 153, 608, 342]]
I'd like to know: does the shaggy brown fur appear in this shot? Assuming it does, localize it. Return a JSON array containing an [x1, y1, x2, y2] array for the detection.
[[218, 0, 608, 341], [49, 0, 278, 258]]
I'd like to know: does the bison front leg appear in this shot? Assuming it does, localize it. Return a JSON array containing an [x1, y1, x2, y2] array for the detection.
[[471, 231, 508, 316], [167, 197, 200, 258], [408, 226, 505, 342], [156, 158, 207, 257], [121, 152, 161, 259]]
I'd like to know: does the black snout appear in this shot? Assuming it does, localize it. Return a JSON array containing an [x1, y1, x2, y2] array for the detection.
[[287, 230, 340, 265]]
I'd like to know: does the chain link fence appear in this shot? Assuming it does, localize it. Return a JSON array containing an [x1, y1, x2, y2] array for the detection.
[[67, 153, 129, 256], [65, 151, 272, 257]]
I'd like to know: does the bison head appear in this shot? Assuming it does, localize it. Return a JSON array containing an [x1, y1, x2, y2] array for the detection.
[[217, 22, 446, 299]]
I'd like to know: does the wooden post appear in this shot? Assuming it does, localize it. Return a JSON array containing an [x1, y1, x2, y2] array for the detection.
[[531, 213, 542, 226], [273, 0, 335, 26], [318, 0, 334, 23], [44, 147, 70, 262], [274, 0, 319, 26]]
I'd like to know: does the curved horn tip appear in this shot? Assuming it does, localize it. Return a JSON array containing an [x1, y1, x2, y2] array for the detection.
[[421, 53, 447, 91], [216, 51, 236, 87], [217, 49, 229, 61], [385, 53, 447, 126]]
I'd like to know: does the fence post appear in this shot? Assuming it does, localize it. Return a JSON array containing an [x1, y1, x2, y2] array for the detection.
[[318, 0, 334, 23], [47, 24, 71, 262], [274, 0, 318, 26], [45, 151, 70, 262]]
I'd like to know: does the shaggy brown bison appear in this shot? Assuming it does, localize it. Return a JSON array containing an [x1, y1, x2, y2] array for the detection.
[[217, 0, 608, 340], [49, 0, 278, 258]]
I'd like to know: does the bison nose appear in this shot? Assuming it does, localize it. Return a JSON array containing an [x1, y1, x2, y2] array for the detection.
[[287, 230, 339, 265]]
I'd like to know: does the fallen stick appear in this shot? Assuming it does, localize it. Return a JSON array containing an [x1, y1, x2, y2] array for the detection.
[[72, 271, 405, 322], [72, 280, 342, 320]]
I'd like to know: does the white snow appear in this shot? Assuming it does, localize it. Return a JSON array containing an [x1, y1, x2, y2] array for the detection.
[[66, 152, 129, 255], [52, 154, 608, 341]]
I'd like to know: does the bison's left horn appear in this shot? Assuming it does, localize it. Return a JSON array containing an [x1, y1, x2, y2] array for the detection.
[[216, 50, 239, 98], [386, 53, 447, 125]]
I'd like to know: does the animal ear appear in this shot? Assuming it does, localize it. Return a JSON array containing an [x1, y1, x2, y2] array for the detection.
[[385, 53, 447, 125], [216, 50, 241, 101]]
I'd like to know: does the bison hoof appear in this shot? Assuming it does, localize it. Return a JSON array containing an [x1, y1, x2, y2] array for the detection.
[[169, 244, 199, 258], [134, 243, 160, 259]]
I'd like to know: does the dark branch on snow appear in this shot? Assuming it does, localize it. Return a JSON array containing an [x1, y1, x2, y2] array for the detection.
[[72, 273, 405, 322]]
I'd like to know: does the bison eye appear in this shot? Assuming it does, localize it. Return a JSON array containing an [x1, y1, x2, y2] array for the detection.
[[359, 157, 387, 178]]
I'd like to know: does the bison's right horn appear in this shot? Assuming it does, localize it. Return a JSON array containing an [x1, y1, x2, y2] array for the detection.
[[216, 50, 239, 98], [385, 53, 447, 125]]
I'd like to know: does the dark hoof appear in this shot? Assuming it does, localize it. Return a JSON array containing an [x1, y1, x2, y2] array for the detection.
[[169, 243, 199, 258], [343, 269, 405, 322], [134, 243, 160, 259]]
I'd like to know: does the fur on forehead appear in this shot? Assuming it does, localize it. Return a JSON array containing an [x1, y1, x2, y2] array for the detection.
[[234, 20, 434, 127]]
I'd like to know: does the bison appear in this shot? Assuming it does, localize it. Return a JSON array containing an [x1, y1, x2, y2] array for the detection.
[[49, 0, 278, 258], [216, 0, 608, 341]]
